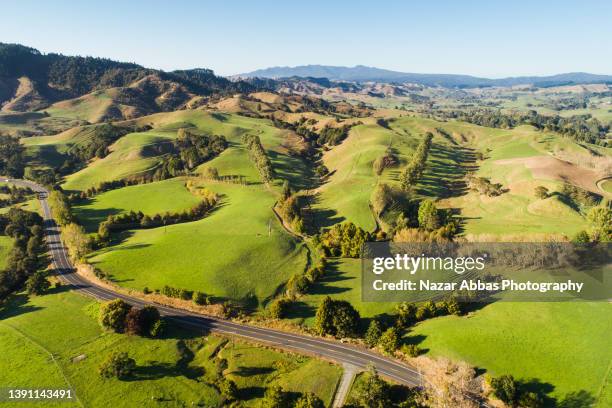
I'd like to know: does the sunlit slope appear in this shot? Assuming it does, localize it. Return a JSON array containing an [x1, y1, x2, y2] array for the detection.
[[410, 302, 612, 404], [61, 130, 173, 191], [55, 111, 310, 192], [0, 290, 339, 407], [72, 177, 201, 232], [88, 182, 308, 305]]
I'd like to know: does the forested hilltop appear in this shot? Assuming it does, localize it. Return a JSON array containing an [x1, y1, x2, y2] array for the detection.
[[0, 43, 263, 112]]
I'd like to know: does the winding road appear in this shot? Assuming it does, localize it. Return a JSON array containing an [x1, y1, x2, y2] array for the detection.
[[6, 178, 423, 388]]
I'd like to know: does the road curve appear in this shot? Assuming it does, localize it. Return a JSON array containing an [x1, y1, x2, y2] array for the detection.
[[6, 178, 423, 388]]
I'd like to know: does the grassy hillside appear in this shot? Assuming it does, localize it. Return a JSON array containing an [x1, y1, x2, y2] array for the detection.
[[409, 302, 612, 404], [62, 130, 173, 192], [0, 290, 341, 407], [89, 182, 308, 306], [73, 177, 201, 232]]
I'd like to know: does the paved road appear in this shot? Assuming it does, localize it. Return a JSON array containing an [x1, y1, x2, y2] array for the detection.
[[6, 178, 423, 388]]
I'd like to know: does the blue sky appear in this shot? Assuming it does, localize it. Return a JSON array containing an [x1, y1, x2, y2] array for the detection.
[[1, 0, 610, 77]]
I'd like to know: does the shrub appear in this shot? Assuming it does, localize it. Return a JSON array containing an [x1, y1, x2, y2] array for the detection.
[[489, 375, 518, 405], [364, 320, 383, 347], [150, 319, 166, 337], [268, 297, 291, 319], [401, 344, 422, 358], [378, 327, 400, 355], [192, 291, 208, 305], [534, 185, 549, 199], [99, 299, 132, 333], [98, 352, 136, 379]]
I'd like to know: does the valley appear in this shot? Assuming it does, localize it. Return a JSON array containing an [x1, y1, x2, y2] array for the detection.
[[1, 41, 610, 408]]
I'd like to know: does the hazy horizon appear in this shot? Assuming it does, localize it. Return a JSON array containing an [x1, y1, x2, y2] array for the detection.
[[1, 0, 611, 77]]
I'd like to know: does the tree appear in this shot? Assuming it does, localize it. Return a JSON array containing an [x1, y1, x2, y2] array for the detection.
[[572, 230, 591, 243], [350, 366, 391, 408], [332, 300, 361, 338], [294, 392, 324, 408], [262, 385, 289, 408], [417, 200, 440, 231], [125, 307, 144, 335], [534, 186, 549, 199], [25, 271, 50, 295], [192, 291, 208, 305], [378, 327, 400, 355], [396, 302, 417, 327], [281, 180, 291, 201], [99, 299, 132, 333], [586, 207, 612, 241], [519, 391, 543, 408], [98, 351, 136, 379], [314, 296, 335, 336], [217, 377, 238, 402], [140, 305, 161, 336], [268, 297, 291, 319], [62, 223, 91, 261], [364, 320, 383, 347], [401, 344, 422, 358], [489, 375, 518, 405]]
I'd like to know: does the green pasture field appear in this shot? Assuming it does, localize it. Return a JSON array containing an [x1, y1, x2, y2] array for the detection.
[[88, 182, 308, 306], [0, 290, 341, 407], [409, 302, 612, 405], [72, 177, 201, 232]]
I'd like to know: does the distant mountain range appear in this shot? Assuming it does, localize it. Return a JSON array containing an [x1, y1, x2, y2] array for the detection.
[[238, 65, 612, 88]]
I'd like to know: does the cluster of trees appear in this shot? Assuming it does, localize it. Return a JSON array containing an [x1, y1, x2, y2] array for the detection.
[[0, 208, 50, 300], [260, 385, 325, 408], [268, 260, 327, 318], [270, 116, 358, 146], [0, 43, 260, 101], [560, 183, 601, 208], [0, 185, 33, 207], [243, 134, 274, 184], [314, 296, 361, 338], [98, 298, 164, 337], [400, 132, 433, 190], [345, 366, 422, 408], [153, 130, 227, 180], [155, 285, 211, 306], [314, 222, 373, 258], [395, 299, 462, 327], [0, 135, 25, 178], [466, 174, 506, 197], [362, 298, 462, 357], [199, 167, 248, 185], [176, 128, 227, 169], [394, 199, 458, 242], [276, 181, 305, 233], [69, 124, 133, 162], [488, 374, 545, 408], [437, 108, 609, 145], [97, 196, 218, 242], [71, 178, 153, 201]]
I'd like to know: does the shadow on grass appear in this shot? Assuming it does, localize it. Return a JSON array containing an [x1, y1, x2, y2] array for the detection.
[[232, 366, 275, 377], [0, 293, 43, 319]]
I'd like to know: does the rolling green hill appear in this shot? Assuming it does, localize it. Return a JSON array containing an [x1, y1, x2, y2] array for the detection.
[[0, 290, 340, 407]]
